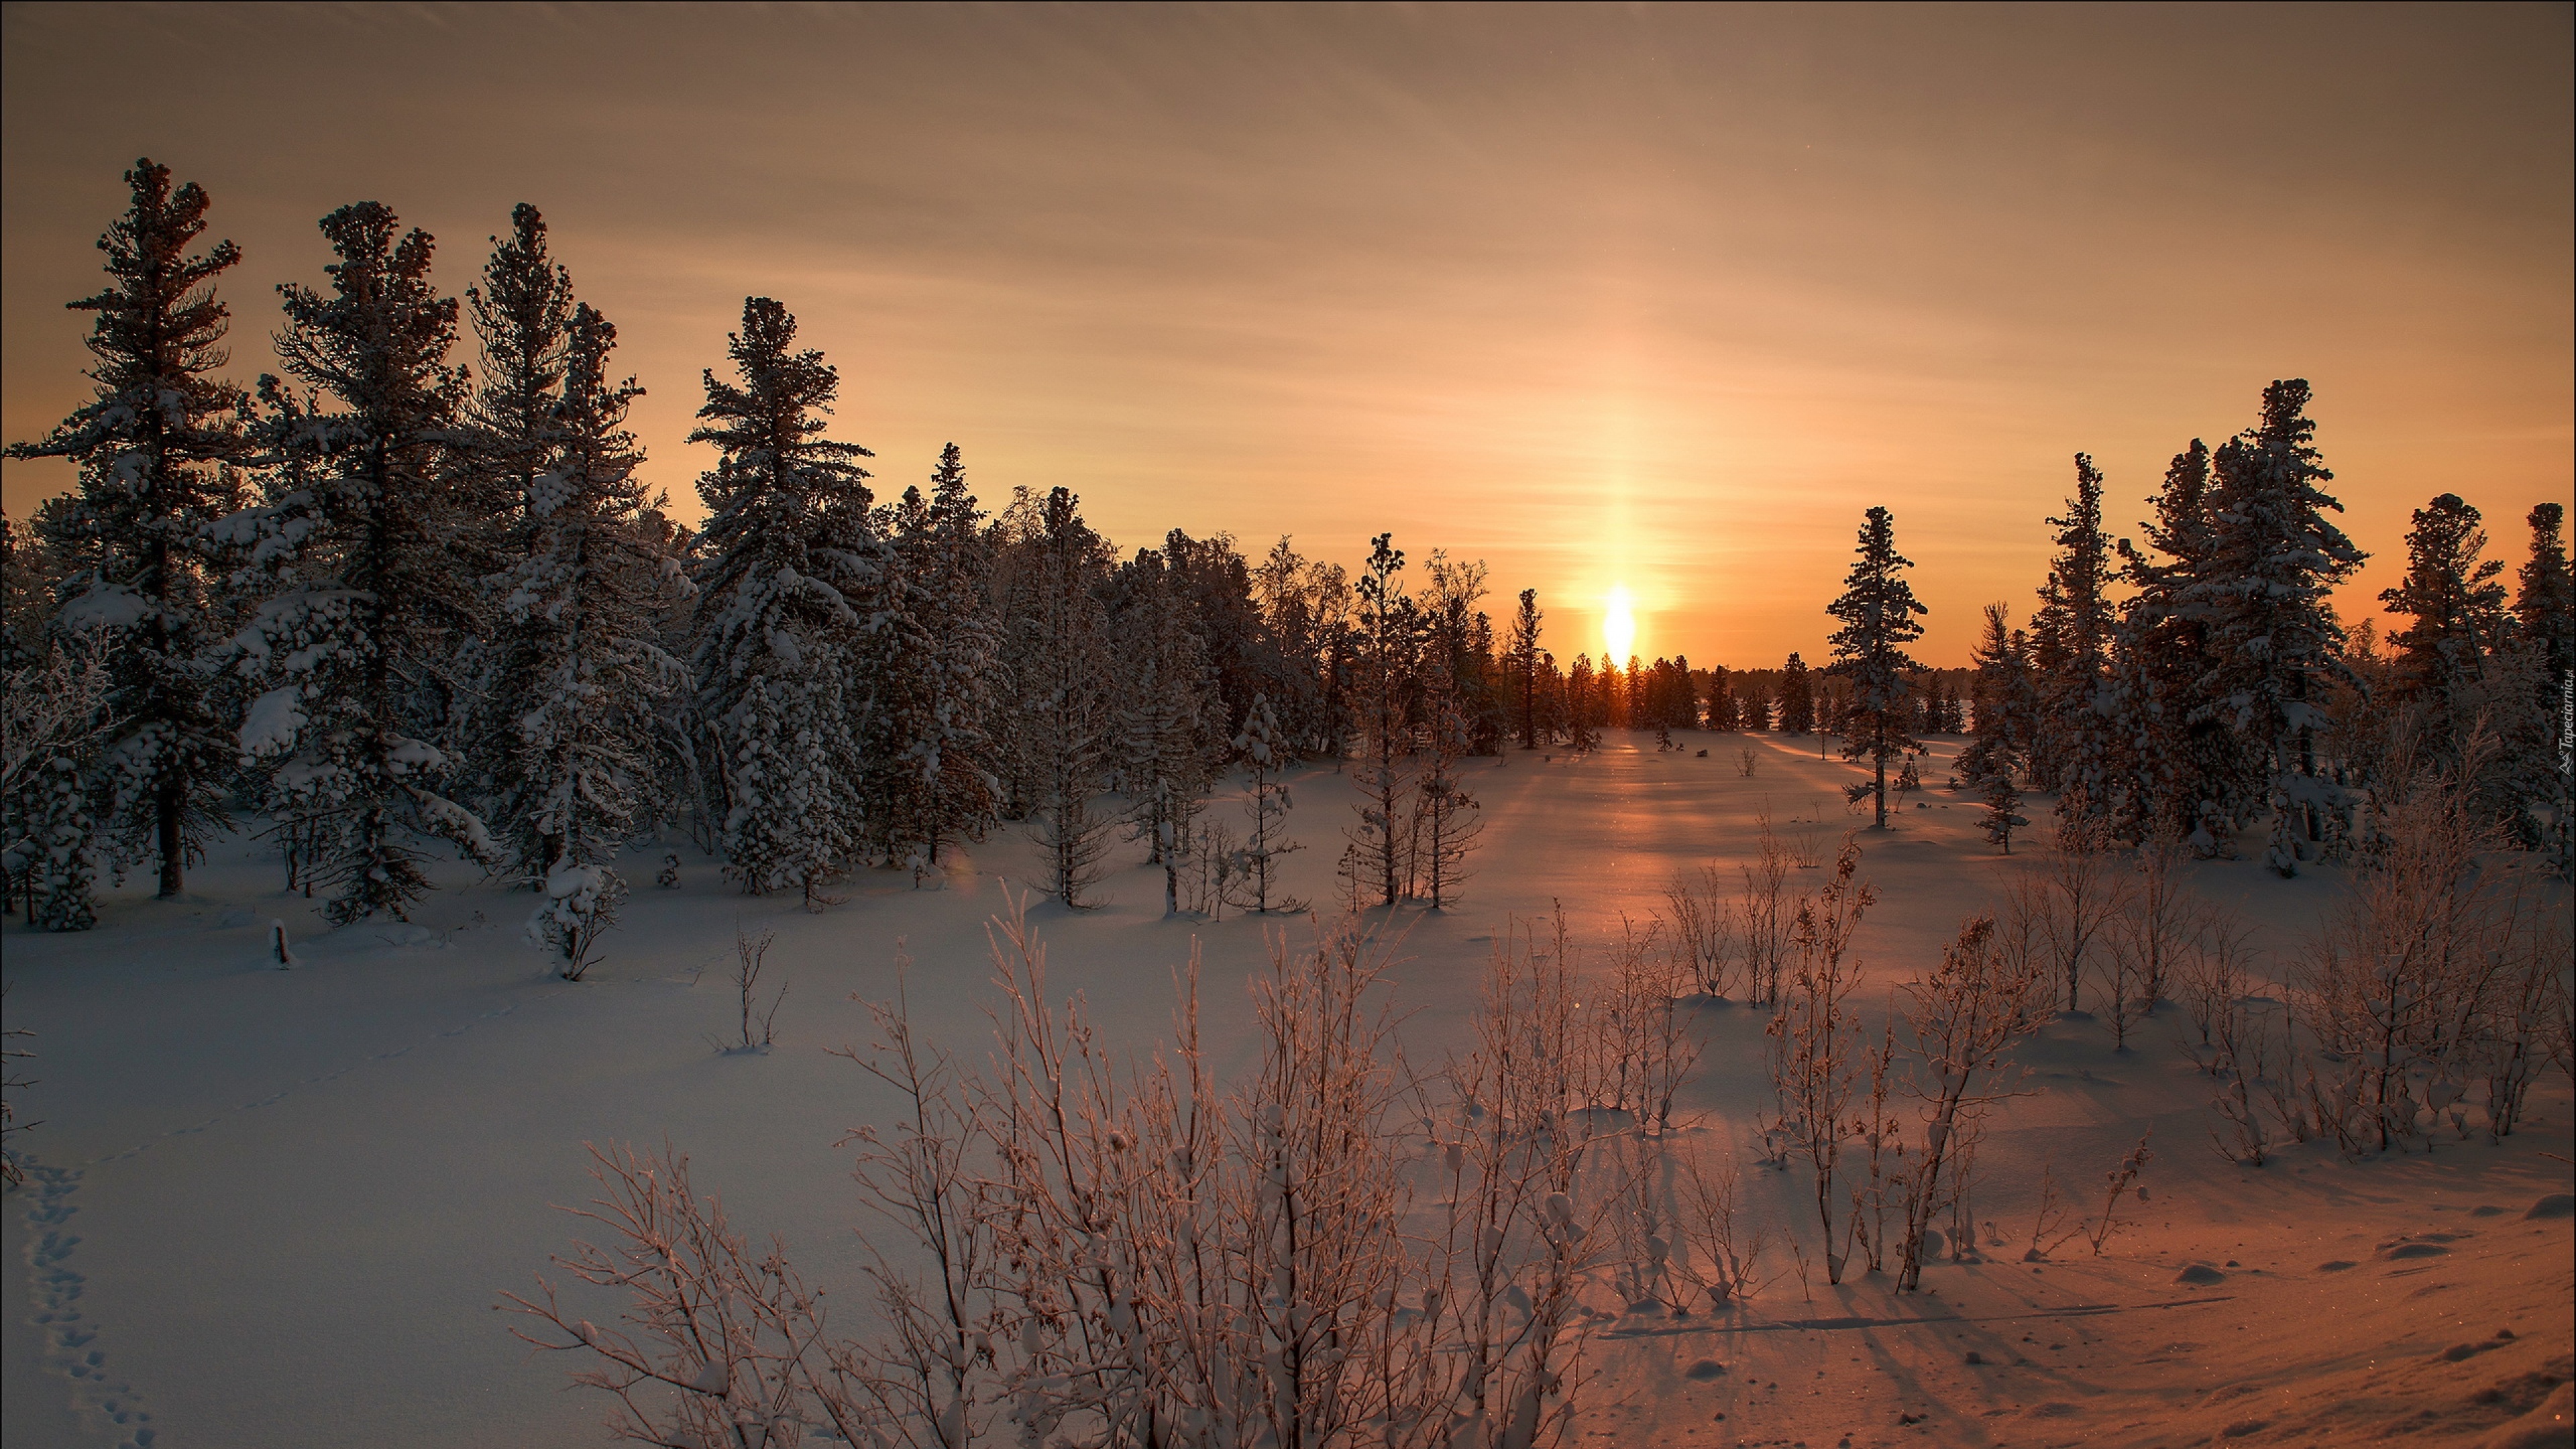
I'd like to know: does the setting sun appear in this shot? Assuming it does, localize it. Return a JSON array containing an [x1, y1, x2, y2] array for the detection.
[[1603, 584, 1636, 665]]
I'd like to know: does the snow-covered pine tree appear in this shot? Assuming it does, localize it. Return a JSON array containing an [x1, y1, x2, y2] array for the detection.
[[6, 160, 250, 908], [488, 298, 690, 974], [1112, 546, 1219, 914], [456, 203, 574, 807], [1778, 651, 1815, 734], [1564, 653, 1599, 753], [1705, 665, 1739, 731], [1738, 674, 1772, 732], [2108, 439, 2248, 851], [462, 205, 574, 881], [1345, 533, 1417, 906], [1507, 587, 1545, 747], [2518, 502, 2575, 690], [2184, 380, 2365, 876], [2513, 503, 2574, 873], [1955, 603, 2031, 790], [225, 203, 498, 923], [686, 297, 877, 907], [1004, 487, 1116, 907], [1825, 506, 1928, 828], [1421, 549, 1502, 755], [1978, 767, 2029, 854], [1412, 652, 1484, 908], [2030, 454, 2116, 822], [1250, 535, 1336, 756], [870, 444, 1001, 877], [1232, 692, 1305, 913], [2379, 493, 2510, 753]]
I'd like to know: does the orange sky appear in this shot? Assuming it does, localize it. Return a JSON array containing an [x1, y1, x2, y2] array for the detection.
[[5, 4, 2568, 667]]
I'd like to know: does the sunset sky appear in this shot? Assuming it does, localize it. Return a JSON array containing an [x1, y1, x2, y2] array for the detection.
[[4, 3, 2567, 667]]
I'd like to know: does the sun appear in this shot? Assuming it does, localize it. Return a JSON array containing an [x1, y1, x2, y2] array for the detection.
[[1603, 584, 1635, 665]]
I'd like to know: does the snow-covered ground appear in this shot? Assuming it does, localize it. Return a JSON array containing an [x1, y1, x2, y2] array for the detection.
[[5, 731, 2569, 1448]]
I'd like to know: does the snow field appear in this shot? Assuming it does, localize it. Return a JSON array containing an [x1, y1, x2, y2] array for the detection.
[[4, 729, 2569, 1448]]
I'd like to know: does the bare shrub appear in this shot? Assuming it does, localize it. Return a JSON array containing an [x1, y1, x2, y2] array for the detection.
[[525, 892, 1664, 1449], [1892, 913, 2051, 1290], [502, 1141, 853, 1448], [2084, 1131, 2153, 1254], [2, 985, 35, 1189], [2296, 755, 2553, 1152], [1847, 1023, 1903, 1275], [714, 928, 784, 1053], [2121, 828, 2196, 1011], [1578, 916, 1703, 1128], [1766, 834, 1876, 1283], [1734, 747, 1758, 779], [2206, 996, 2284, 1167], [1738, 809, 1800, 1008], [828, 951, 1005, 1446], [2176, 907, 2263, 1060], [1677, 1140, 1772, 1306], [2021, 1165, 2082, 1261], [1432, 916, 1618, 1447], [1662, 865, 1738, 999], [2038, 815, 2128, 1012]]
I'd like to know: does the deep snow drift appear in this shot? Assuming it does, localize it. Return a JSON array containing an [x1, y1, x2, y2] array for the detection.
[[5, 731, 2570, 1448]]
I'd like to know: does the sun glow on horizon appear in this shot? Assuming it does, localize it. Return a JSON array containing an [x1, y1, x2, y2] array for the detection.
[[1602, 585, 1636, 665]]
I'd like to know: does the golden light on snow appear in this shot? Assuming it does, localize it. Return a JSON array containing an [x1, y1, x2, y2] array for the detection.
[[1602, 585, 1636, 666]]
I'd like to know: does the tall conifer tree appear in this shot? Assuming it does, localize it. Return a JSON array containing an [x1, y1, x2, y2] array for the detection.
[[2379, 493, 2509, 743], [490, 300, 688, 969], [687, 298, 877, 905], [229, 203, 496, 923], [2185, 380, 2364, 875], [1778, 652, 1815, 735], [2030, 454, 2116, 817], [1346, 533, 1417, 905], [1007, 488, 1116, 906], [1825, 506, 1927, 828], [7, 160, 250, 910]]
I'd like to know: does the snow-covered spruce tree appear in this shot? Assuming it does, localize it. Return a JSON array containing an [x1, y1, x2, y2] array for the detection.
[[2513, 503, 2574, 873], [1004, 487, 1116, 907], [1955, 603, 2027, 788], [462, 207, 569, 869], [2110, 439, 2249, 853], [1978, 767, 2029, 855], [454, 203, 573, 805], [1507, 587, 1546, 748], [1421, 549, 1503, 755], [2029, 453, 2116, 822], [486, 299, 690, 975], [1778, 650, 1816, 734], [868, 445, 1002, 878], [225, 203, 497, 924], [2184, 380, 2365, 876], [1345, 533, 1418, 906], [2379, 494, 2510, 752], [6, 159, 251, 906], [687, 297, 877, 908], [1111, 546, 1219, 914], [1250, 535, 1344, 757], [1825, 506, 1927, 828], [1231, 692, 1305, 914], [1413, 651, 1485, 909]]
